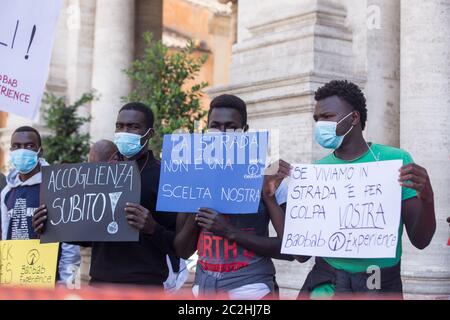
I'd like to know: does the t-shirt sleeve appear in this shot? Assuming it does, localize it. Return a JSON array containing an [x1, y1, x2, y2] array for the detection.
[[401, 151, 417, 201]]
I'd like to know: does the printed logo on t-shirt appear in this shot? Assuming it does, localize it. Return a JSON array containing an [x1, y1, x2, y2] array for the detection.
[[7, 197, 37, 240], [197, 229, 255, 273]]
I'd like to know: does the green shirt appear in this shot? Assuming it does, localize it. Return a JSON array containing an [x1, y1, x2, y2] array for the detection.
[[311, 143, 416, 298]]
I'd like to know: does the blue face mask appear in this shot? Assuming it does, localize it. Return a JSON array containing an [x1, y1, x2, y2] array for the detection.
[[314, 112, 354, 149], [114, 128, 151, 158], [10, 148, 40, 174]]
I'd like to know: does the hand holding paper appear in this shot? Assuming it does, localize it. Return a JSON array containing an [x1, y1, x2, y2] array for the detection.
[[399, 163, 434, 203], [262, 159, 291, 199], [195, 207, 236, 239], [32, 204, 48, 236], [125, 202, 156, 235]]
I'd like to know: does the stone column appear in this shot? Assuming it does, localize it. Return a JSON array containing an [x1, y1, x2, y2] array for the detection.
[[400, 0, 450, 296], [89, 0, 135, 141], [46, 0, 70, 98], [364, 0, 401, 147], [66, 0, 96, 133], [218, 0, 237, 44], [66, 0, 95, 102]]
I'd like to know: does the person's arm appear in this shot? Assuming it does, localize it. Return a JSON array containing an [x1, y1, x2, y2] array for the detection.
[[196, 208, 292, 260], [260, 199, 310, 262], [399, 164, 436, 249], [262, 160, 291, 236], [261, 200, 295, 260], [173, 212, 200, 259], [262, 160, 310, 263], [125, 202, 176, 255], [263, 194, 286, 238]]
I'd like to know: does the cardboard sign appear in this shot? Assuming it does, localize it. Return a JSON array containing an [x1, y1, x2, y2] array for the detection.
[[0, 240, 59, 288], [40, 162, 141, 243], [281, 160, 403, 258], [0, 0, 62, 119], [156, 132, 268, 214]]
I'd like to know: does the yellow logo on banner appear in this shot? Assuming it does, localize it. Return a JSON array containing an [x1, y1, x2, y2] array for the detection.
[[0, 240, 59, 288]]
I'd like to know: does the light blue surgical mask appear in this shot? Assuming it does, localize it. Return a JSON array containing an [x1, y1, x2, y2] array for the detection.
[[114, 128, 151, 158], [314, 112, 354, 149], [10, 148, 40, 174]]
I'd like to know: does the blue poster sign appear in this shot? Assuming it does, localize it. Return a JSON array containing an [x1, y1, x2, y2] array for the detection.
[[156, 132, 268, 214]]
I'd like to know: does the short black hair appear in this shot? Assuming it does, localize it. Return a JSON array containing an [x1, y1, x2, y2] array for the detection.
[[315, 80, 368, 130], [208, 94, 247, 126], [119, 102, 154, 129], [13, 126, 42, 147]]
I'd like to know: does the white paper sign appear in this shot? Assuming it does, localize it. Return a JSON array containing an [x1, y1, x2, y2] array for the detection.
[[281, 160, 403, 258], [0, 0, 62, 119]]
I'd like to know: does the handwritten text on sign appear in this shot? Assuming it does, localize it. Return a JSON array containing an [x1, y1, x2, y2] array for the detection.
[[0, 240, 59, 288], [40, 162, 141, 243], [156, 132, 268, 214], [0, 0, 62, 119], [281, 160, 402, 258]]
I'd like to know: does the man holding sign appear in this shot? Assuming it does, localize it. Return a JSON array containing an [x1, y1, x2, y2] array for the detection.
[[33, 103, 178, 287], [173, 94, 292, 299], [1, 126, 80, 284], [278, 80, 436, 298]]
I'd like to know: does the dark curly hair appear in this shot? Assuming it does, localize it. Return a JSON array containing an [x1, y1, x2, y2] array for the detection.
[[315, 80, 367, 130]]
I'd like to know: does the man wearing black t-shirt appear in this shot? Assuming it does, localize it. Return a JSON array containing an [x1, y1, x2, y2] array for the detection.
[[33, 103, 177, 287]]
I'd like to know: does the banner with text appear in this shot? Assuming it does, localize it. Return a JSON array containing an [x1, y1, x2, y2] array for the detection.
[[281, 160, 402, 258], [40, 162, 141, 243], [0, 0, 62, 119], [0, 240, 59, 288], [156, 132, 268, 214]]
